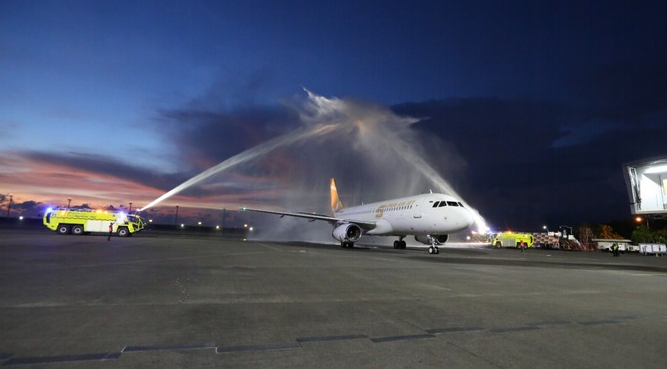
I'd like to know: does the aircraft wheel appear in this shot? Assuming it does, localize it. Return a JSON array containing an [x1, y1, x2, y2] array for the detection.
[[428, 247, 434, 254], [400, 241, 407, 249], [393, 240, 400, 249], [435, 247, 440, 254]]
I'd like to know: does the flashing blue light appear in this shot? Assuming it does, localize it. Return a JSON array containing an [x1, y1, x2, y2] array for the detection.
[[46, 207, 53, 213]]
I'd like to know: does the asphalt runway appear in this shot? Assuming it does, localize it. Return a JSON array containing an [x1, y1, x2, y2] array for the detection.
[[1, 228, 666, 368]]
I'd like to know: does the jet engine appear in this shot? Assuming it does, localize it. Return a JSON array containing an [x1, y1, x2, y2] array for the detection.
[[414, 234, 449, 245], [332, 223, 362, 243]]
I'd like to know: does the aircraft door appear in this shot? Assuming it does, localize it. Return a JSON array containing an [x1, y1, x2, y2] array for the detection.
[[413, 199, 422, 218]]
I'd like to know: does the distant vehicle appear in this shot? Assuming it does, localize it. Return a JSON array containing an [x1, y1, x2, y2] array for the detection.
[[492, 232, 534, 248], [592, 239, 631, 252], [242, 178, 475, 255], [43, 208, 145, 236]]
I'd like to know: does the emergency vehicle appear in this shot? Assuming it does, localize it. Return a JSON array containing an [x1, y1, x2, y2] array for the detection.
[[492, 232, 534, 248], [43, 208, 145, 236]]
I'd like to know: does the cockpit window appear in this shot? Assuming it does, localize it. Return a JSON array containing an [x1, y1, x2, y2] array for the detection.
[[457, 202, 464, 207], [438, 201, 447, 207], [447, 201, 459, 206], [432, 201, 440, 208]]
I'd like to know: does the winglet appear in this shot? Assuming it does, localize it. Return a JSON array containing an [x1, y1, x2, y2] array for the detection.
[[330, 178, 345, 215]]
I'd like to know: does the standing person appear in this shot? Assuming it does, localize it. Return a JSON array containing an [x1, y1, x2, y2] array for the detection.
[[108, 222, 114, 241], [612, 242, 619, 257], [520, 241, 525, 252]]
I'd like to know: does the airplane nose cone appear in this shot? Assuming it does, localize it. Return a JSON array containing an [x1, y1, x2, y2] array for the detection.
[[463, 209, 475, 228], [449, 207, 476, 233]]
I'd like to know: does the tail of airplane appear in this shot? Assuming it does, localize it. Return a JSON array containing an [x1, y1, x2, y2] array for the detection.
[[330, 178, 345, 215]]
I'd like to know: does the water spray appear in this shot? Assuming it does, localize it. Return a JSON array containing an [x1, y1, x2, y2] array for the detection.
[[140, 90, 487, 232], [139, 123, 337, 211]]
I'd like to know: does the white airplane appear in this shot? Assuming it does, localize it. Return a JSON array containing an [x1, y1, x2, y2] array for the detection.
[[242, 178, 475, 254]]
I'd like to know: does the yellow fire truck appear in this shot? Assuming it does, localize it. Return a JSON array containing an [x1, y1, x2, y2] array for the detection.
[[43, 208, 145, 236], [492, 232, 534, 248]]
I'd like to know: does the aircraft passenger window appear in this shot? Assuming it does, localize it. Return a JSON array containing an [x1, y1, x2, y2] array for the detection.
[[447, 201, 458, 206], [438, 202, 447, 207]]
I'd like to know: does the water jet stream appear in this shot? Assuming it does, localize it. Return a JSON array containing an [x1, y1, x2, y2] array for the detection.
[[139, 123, 337, 211], [140, 91, 486, 232]]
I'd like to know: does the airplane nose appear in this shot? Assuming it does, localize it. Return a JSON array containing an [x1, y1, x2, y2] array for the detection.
[[462, 208, 475, 228]]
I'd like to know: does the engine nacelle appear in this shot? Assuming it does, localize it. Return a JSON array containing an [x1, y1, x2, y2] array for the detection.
[[414, 234, 449, 245], [332, 223, 362, 243]]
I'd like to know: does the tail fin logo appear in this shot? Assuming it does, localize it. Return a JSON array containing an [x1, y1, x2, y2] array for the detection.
[[330, 178, 345, 215]]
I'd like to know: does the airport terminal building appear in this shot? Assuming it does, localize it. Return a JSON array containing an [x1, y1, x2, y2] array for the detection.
[[623, 156, 667, 216]]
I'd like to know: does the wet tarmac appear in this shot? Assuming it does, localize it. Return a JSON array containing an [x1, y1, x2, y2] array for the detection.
[[1, 228, 666, 368]]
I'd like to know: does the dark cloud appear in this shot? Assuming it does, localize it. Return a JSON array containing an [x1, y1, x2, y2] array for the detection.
[[20, 151, 187, 192], [10, 200, 43, 216], [156, 103, 300, 171]]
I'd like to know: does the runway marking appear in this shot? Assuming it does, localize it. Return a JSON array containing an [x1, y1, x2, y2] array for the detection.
[[216, 342, 301, 353], [528, 320, 573, 327], [370, 333, 435, 343], [426, 327, 484, 334], [296, 334, 367, 343], [3, 315, 659, 364], [490, 326, 541, 333], [2, 352, 121, 366], [122, 342, 217, 352]]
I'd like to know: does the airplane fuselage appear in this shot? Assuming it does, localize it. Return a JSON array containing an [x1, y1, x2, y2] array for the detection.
[[334, 193, 474, 237]]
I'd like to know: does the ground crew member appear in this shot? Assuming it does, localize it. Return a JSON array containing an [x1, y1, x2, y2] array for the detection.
[[108, 222, 113, 241], [611, 242, 619, 257], [520, 241, 525, 252]]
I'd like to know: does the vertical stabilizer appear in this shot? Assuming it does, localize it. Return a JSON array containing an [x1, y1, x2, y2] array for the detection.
[[330, 178, 345, 215]]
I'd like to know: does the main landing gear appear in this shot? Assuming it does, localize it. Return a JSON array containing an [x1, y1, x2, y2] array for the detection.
[[393, 237, 407, 249], [340, 242, 354, 248]]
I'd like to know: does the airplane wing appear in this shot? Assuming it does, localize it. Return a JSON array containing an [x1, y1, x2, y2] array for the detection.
[[241, 208, 376, 230]]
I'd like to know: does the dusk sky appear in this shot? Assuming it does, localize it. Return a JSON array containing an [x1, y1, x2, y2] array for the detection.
[[2, 0, 666, 232]]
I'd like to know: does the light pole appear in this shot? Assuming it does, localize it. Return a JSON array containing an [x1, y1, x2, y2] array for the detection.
[[128, 202, 132, 213], [6, 194, 12, 218], [67, 198, 72, 209], [174, 205, 179, 226]]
